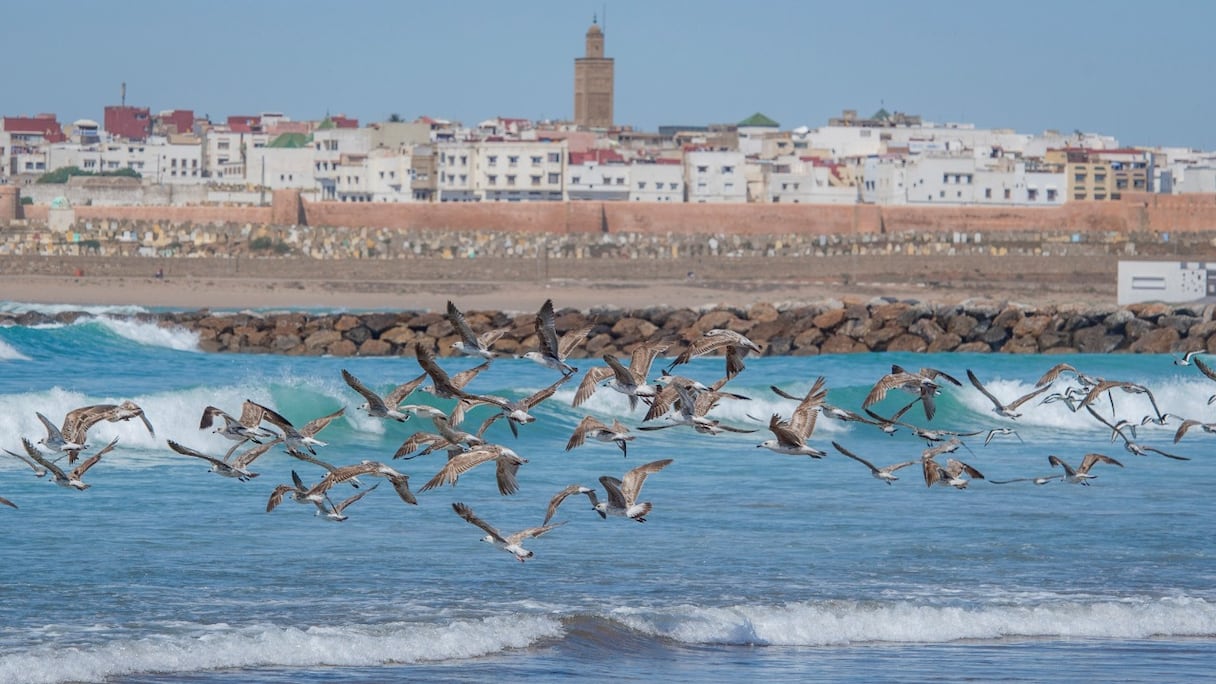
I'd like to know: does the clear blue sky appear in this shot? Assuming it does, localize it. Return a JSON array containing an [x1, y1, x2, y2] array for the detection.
[[6, 0, 1214, 150]]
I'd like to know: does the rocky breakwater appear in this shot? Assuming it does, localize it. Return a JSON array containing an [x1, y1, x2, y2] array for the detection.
[[7, 298, 1211, 359]]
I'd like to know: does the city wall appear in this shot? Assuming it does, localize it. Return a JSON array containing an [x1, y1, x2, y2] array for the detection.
[[7, 188, 1216, 236]]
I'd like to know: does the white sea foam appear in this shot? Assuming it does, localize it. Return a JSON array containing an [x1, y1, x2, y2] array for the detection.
[[614, 596, 1216, 646], [0, 339, 30, 361], [0, 615, 562, 684], [90, 317, 200, 352], [0, 302, 150, 316]]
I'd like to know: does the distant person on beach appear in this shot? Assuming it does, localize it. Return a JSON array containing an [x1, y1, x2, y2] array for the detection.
[[155, 268, 164, 279]]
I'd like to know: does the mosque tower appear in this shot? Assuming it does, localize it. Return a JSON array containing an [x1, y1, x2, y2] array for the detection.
[[573, 16, 614, 129]]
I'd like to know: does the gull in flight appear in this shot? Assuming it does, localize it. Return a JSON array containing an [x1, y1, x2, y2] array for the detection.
[[565, 415, 635, 457], [666, 328, 762, 379], [1048, 453, 1124, 485], [166, 438, 278, 481], [966, 369, 1051, 419], [245, 402, 343, 457], [452, 501, 565, 562], [419, 444, 528, 496], [520, 298, 590, 375], [471, 372, 575, 438], [313, 483, 380, 522], [413, 343, 505, 410], [14, 436, 116, 490], [831, 441, 917, 484], [573, 341, 669, 411], [200, 401, 280, 454], [756, 376, 827, 457], [543, 458, 674, 524], [863, 365, 961, 421], [445, 300, 510, 361], [341, 368, 415, 422]]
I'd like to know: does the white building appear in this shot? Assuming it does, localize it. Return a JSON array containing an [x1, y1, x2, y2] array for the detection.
[[567, 149, 628, 201], [767, 157, 858, 204], [435, 141, 478, 201], [685, 150, 747, 203], [869, 154, 1065, 206], [312, 126, 372, 199], [628, 161, 684, 202]]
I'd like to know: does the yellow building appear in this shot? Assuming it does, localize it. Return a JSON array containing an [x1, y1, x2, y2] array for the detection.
[[1051, 148, 1151, 201]]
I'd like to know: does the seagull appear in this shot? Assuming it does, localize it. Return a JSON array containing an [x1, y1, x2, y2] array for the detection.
[[1193, 357, 1216, 404], [545, 458, 674, 524], [17, 436, 115, 490], [34, 412, 87, 456], [922, 455, 984, 489], [756, 376, 827, 457], [313, 483, 380, 522], [966, 369, 1051, 419], [983, 427, 1023, 446], [166, 438, 277, 481], [200, 402, 280, 452], [473, 372, 575, 437], [414, 343, 506, 408], [667, 329, 762, 379], [391, 415, 479, 460], [266, 470, 327, 512], [0, 496, 15, 509], [565, 415, 635, 457], [246, 402, 343, 457], [1083, 404, 1189, 461], [638, 382, 756, 435], [831, 441, 917, 484], [451, 501, 565, 562], [519, 298, 590, 375], [1048, 453, 1124, 485], [1172, 350, 1204, 366], [445, 300, 509, 360], [44, 402, 156, 463], [315, 460, 418, 506], [1080, 379, 1165, 423], [1173, 418, 1216, 443], [573, 341, 669, 410], [1034, 362, 1104, 390], [646, 373, 749, 422], [863, 365, 960, 421], [341, 368, 412, 422], [2, 442, 48, 478], [419, 444, 527, 495], [988, 474, 1063, 485]]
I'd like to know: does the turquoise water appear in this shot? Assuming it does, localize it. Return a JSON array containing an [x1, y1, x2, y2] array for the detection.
[[0, 305, 1213, 683]]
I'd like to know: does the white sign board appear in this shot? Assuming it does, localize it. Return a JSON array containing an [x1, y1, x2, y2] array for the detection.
[[1117, 260, 1213, 305]]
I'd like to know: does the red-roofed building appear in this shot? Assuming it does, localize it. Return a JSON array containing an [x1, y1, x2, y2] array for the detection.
[[330, 115, 358, 129], [104, 105, 152, 141], [155, 110, 195, 136], [2, 115, 65, 176]]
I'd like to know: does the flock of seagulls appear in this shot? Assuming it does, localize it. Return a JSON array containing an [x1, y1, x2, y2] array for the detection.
[[2, 299, 1209, 562]]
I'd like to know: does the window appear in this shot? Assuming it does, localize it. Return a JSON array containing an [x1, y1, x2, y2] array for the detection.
[[602, 175, 611, 185], [506, 175, 516, 186], [722, 165, 734, 174], [487, 155, 497, 166], [548, 152, 560, 163], [1094, 173, 1107, 183], [1004, 189, 1011, 200], [1028, 188, 1038, 201], [531, 156, 542, 165], [508, 156, 519, 167], [572, 176, 581, 185], [488, 175, 497, 185], [548, 172, 560, 184], [616, 177, 624, 185], [531, 175, 541, 186], [696, 165, 708, 174], [638, 181, 647, 189], [1047, 189, 1058, 201], [984, 188, 992, 199], [1074, 173, 1086, 183], [459, 155, 467, 166]]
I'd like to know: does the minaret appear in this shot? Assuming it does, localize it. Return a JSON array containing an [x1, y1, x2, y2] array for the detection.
[[573, 16, 614, 129]]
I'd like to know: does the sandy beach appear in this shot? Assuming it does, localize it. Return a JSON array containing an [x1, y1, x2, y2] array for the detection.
[[0, 266, 1112, 313]]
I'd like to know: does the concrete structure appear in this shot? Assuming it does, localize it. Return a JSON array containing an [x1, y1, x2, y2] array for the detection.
[[567, 149, 628, 201], [478, 140, 567, 201], [2, 115, 65, 178], [1118, 260, 1215, 304], [1056, 148, 1153, 201], [573, 19, 614, 129]]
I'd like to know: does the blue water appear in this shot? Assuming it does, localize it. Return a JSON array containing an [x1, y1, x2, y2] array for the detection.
[[0, 305, 1213, 683]]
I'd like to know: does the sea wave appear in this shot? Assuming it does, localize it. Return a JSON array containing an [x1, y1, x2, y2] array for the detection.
[[0, 615, 563, 684], [89, 317, 200, 352], [0, 339, 30, 361], [610, 596, 1216, 646], [0, 302, 150, 316]]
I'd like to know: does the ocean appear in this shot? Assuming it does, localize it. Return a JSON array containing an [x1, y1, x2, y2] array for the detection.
[[0, 303, 1213, 683]]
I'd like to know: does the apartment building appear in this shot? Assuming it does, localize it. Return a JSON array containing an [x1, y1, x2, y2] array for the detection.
[[567, 148, 628, 201], [1053, 148, 1152, 201], [628, 160, 684, 202], [685, 150, 747, 203]]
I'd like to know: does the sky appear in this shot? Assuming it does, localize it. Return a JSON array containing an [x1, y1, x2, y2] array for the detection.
[[5, 0, 1215, 150]]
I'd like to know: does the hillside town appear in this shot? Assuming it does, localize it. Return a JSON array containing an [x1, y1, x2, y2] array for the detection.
[[4, 20, 1216, 211]]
